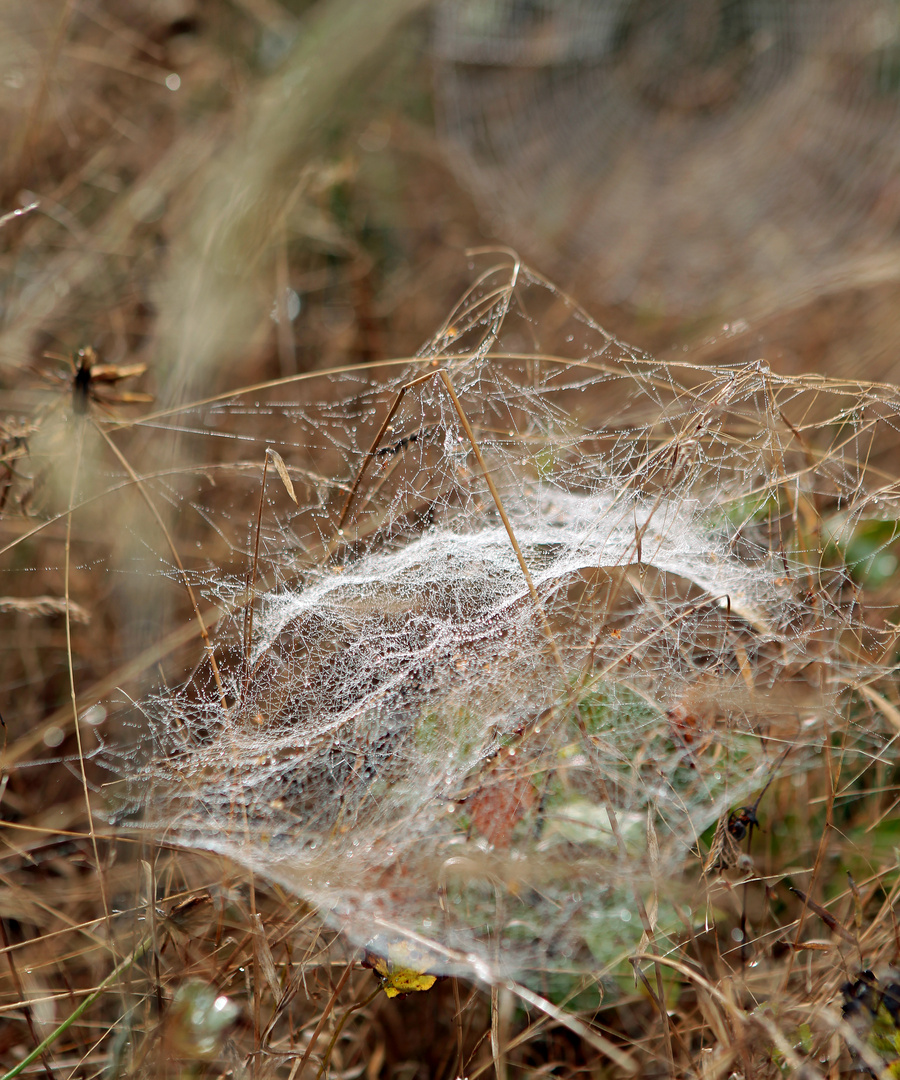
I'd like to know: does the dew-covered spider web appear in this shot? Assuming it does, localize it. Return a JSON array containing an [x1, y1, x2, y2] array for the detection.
[[434, 0, 900, 315], [110, 255, 900, 985]]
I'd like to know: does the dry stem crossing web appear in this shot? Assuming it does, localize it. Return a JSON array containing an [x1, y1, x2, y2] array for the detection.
[[107, 255, 900, 983]]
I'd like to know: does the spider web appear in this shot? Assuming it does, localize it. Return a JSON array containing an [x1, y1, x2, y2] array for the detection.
[[434, 0, 900, 314], [109, 255, 900, 983]]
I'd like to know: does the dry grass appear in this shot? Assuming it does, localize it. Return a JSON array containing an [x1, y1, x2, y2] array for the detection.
[[3, 4, 900, 1080]]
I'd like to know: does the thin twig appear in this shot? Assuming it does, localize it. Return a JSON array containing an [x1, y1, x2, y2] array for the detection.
[[64, 424, 118, 979], [0, 920, 55, 1080], [0, 935, 153, 1080], [243, 450, 271, 696], [334, 369, 434, 534], [295, 960, 354, 1078], [315, 986, 381, 1080]]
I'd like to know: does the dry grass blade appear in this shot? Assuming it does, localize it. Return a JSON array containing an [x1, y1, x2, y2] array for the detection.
[[269, 449, 298, 507], [788, 886, 855, 944], [0, 202, 39, 230], [0, 596, 89, 621], [0, 935, 153, 1080], [5, 23, 900, 1068]]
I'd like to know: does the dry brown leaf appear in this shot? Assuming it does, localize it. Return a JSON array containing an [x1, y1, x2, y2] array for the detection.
[[268, 448, 298, 505]]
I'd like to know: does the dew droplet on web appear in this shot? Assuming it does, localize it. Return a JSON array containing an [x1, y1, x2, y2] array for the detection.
[[82, 704, 106, 726]]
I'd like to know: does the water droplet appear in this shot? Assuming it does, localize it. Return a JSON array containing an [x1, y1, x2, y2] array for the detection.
[[43, 725, 64, 748], [270, 288, 301, 324], [82, 704, 106, 726]]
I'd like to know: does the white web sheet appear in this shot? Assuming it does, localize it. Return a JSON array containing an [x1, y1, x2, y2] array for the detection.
[[112, 256, 900, 981]]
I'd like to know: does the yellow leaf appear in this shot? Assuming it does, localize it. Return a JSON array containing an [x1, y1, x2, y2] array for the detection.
[[363, 938, 440, 998]]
